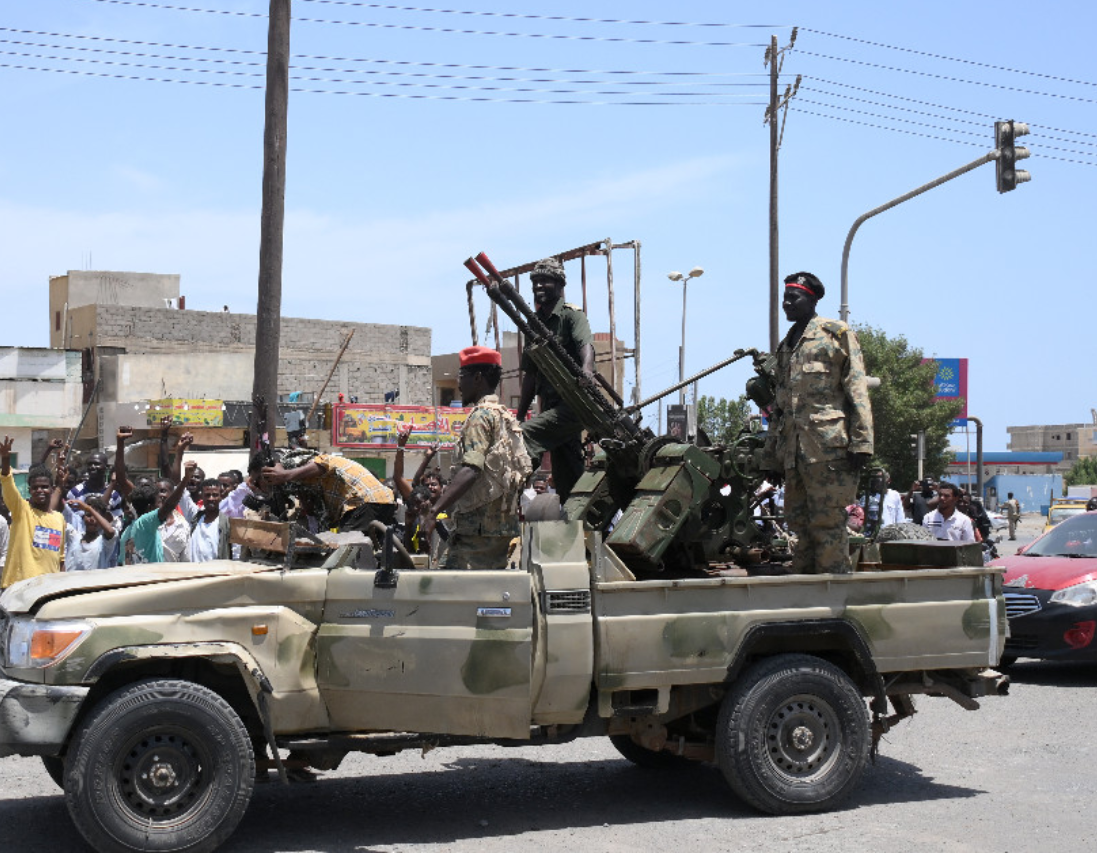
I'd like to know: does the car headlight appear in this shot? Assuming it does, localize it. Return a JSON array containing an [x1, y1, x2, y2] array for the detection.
[[5, 619, 93, 668], [1050, 582, 1097, 607]]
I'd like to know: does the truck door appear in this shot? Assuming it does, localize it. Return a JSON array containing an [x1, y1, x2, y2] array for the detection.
[[316, 567, 533, 740]]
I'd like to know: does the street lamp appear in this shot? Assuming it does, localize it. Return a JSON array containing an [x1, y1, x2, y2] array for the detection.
[[667, 266, 704, 405]]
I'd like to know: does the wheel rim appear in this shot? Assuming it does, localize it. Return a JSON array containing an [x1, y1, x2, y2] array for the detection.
[[113, 728, 212, 822], [764, 693, 841, 780]]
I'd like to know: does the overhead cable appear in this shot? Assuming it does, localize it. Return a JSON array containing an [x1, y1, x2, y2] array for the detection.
[[801, 28, 1097, 89], [88, 0, 770, 46]]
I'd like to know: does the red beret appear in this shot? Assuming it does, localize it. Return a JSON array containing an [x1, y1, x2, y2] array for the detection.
[[459, 346, 502, 367]]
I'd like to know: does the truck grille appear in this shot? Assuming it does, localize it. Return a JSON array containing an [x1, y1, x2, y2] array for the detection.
[[1003, 592, 1042, 619], [544, 590, 591, 614]]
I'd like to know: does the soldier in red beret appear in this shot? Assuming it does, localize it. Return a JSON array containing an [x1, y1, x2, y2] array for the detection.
[[422, 347, 532, 569]]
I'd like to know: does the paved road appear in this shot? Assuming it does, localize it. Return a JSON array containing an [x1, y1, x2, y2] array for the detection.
[[3, 512, 1087, 853]]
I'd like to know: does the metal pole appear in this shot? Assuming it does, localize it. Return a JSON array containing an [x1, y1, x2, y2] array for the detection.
[[840, 150, 998, 322], [633, 241, 642, 405], [605, 237, 617, 393], [679, 279, 687, 405], [969, 415, 984, 499], [768, 34, 780, 352], [251, 0, 292, 448]]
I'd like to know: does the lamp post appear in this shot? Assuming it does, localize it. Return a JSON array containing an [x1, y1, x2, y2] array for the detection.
[[667, 267, 704, 406]]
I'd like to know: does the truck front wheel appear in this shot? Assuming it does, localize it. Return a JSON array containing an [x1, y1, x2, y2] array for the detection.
[[716, 654, 869, 815], [65, 678, 255, 853]]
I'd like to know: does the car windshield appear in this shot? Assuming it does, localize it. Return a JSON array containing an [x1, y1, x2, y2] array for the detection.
[[1027, 512, 1097, 558], [1049, 506, 1088, 526]]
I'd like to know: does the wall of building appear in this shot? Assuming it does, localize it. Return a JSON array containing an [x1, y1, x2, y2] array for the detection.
[[99, 352, 254, 403], [87, 305, 431, 405], [1007, 422, 1097, 468], [0, 348, 82, 429], [49, 271, 181, 347], [983, 474, 1063, 514]]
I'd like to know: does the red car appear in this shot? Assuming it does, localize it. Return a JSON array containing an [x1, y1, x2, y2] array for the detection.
[[999, 510, 1097, 663]]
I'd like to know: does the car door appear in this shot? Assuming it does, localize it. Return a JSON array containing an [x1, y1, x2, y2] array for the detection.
[[316, 566, 534, 740]]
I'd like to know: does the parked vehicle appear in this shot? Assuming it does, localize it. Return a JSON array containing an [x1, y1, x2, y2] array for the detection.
[[999, 510, 1097, 663], [1044, 499, 1090, 532]]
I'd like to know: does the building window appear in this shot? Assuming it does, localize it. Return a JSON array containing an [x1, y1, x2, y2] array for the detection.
[[1067, 432, 1072, 440], [55, 311, 61, 331]]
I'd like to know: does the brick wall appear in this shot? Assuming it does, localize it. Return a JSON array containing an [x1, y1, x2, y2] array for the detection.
[[93, 306, 432, 405]]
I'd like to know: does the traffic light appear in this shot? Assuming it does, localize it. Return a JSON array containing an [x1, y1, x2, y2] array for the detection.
[[995, 119, 1031, 193], [910, 431, 925, 460]]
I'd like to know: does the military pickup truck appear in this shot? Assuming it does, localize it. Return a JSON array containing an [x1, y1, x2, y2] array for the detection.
[[0, 520, 1006, 853]]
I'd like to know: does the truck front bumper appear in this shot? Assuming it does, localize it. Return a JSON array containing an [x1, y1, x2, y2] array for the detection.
[[0, 677, 89, 758]]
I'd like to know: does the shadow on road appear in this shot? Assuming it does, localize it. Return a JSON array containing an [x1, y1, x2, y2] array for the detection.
[[0, 752, 986, 853], [997, 659, 1097, 688]]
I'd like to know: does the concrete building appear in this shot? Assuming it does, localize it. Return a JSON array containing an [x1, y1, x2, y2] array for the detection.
[[47, 270, 432, 449], [0, 348, 83, 469], [1007, 416, 1097, 470]]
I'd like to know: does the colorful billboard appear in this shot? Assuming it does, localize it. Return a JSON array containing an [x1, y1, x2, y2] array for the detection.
[[145, 398, 225, 428], [924, 358, 968, 426], [333, 404, 487, 449]]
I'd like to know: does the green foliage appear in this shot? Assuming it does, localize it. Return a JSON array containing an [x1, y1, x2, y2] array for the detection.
[[1065, 456, 1097, 487], [853, 325, 963, 490], [696, 394, 752, 445]]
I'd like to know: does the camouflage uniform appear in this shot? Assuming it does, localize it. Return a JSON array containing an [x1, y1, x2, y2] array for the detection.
[[763, 316, 873, 573], [521, 297, 593, 502], [446, 395, 526, 570]]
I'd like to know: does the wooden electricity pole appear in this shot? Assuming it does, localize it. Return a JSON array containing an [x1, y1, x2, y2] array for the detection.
[[764, 29, 800, 352], [250, 0, 292, 450]]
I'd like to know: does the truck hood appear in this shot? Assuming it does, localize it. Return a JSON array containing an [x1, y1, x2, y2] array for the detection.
[[0, 562, 272, 615]]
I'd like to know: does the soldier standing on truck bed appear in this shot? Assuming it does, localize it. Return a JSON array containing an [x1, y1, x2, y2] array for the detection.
[[516, 257, 595, 504], [762, 272, 874, 574], [422, 346, 531, 569]]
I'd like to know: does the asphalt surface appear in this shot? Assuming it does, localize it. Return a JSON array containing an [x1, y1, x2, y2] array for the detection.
[[3, 513, 1091, 853]]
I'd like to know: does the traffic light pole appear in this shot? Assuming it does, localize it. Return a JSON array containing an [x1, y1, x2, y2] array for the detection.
[[839, 149, 999, 323]]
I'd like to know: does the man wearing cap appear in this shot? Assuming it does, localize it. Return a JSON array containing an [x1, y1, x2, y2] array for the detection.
[[762, 271, 874, 574], [517, 257, 595, 504], [422, 346, 532, 569]]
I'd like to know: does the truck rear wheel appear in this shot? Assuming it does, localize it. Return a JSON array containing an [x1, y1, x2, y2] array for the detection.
[[716, 654, 869, 815], [65, 678, 255, 853]]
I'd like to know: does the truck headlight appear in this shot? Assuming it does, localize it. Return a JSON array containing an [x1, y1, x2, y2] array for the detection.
[[1050, 581, 1097, 607], [6, 619, 93, 668]]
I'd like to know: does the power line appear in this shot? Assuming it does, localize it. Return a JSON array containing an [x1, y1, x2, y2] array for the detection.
[[806, 76, 1097, 142], [0, 26, 781, 77], [0, 36, 772, 87], [88, 0, 771, 46], [796, 49, 1097, 105], [0, 60, 765, 105], [801, 28, 1097, 90], [0, 48, 769, 97], [792, 106, 1097, 166], [297, 0, 789, 29]]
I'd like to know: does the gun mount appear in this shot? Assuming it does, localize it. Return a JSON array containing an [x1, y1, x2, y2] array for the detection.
[[466, 252, 780, 578]]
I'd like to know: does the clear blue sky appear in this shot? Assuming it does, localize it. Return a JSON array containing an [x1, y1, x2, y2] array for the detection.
[[1, 0, 1092, 450]]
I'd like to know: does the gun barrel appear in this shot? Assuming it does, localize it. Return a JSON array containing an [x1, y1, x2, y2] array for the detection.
[[629, 348, 758, 412]]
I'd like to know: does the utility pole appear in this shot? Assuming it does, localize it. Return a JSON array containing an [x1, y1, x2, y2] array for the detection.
[[250, 0, 292, 450], [763, 29, 800, 352]]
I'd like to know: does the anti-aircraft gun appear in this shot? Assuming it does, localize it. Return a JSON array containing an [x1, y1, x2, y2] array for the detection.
[[465, 252, 780, 577]]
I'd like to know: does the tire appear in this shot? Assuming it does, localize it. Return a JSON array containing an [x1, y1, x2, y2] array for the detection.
[[997, 654, 1018, 668], [65, 678, 255, 853], [609, 735, 692, 770], [41, 754, 65, 790], [716, 654, 870, 815]]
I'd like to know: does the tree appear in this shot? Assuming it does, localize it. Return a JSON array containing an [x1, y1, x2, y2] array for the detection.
[[696, 394, 752, 445], [854, 325, 963, 490], [1065, 456, 1097, 487]]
